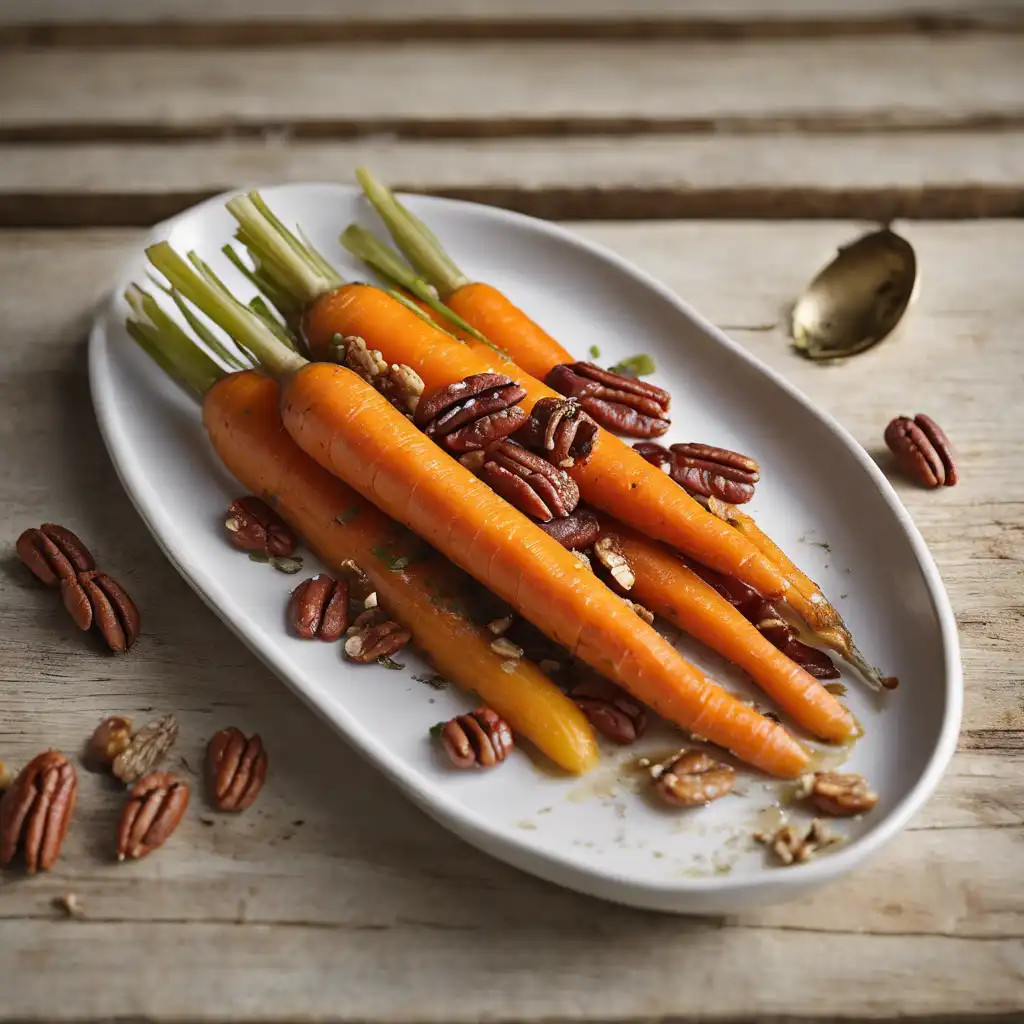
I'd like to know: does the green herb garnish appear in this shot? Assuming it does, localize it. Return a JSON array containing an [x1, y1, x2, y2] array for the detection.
[[609, 354, 656, 378], [589, 344, 601, 358]]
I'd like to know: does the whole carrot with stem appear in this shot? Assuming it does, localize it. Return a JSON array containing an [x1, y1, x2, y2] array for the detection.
[[144, 239, 809, 778], [348, 171, 888, 690], [125, 285, 598, 774]]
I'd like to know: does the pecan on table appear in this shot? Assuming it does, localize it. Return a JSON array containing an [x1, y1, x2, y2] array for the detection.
[[546, 362, 670, 439], [884, 413, 958, 488], [415, 372, 528, 452], [651, 749, 735, 808], [344, 619, 411, 663], [569, 675, 647, 745], [481, 440, 580, 521], [87, 716, 134, 767], [16, 523, 95, 587], [516, 397, 599, 468], [0, 751, 77, 873], [536, 508, 601, 550], [797, 771, 878, 817], [60, 570, 140, 653], [225, 496, 297, 557], [634, 441, 760, 504], [434, 708, 513, 769], [206, 727, 268, 813], [116, 772, 190, 861], [688, 562, 839, 680], [289, 574, 349, 641], [112, 714, 179, 784]]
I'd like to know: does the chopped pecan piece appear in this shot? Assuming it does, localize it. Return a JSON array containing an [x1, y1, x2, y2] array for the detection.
[[434, 708, 513, 769], [344, 620, 411, 663], [536, 508, 601, 550], [225, 496, 297, 557], [112, 714, 179, 783], [87, 716, 133, 766], [884, 413, 958, 488], [206, 727, 268, 812], [0, 751, 77, 873], [381, 363, 425, 417], [569, 675, 647, 745], [288, 574, 349, 641], [621, 596, 655, 624], [651, 749, 735, 808], [516, 397, 599, 468], [481, 440, 580, 521], [798, 771, 878, 817], [756, 818, 841, 865], [60, 570, 141, 653], [546, 362, 670, 438], [116, 772, 190, 861], [333, 335, 388, 383], [593, 535, 635, 591], [16, 523, 95, 587], [415, 372, 528, 452], [634, 441, 760, 504]]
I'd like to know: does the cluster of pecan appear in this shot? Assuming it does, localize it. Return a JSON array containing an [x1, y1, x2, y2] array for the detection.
[[688, 561, 839, 680], [545, 362, 671, 438], [330, 334, 425, 417], [17, 523, 140, 653], [0, 717, 267, 873], [634, 441, 760, 505]]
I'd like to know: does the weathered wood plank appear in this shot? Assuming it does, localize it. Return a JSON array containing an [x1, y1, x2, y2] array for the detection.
[[0, 222, 1021, 1021], [1, 38, 1022, 142], [3, 133, 1023, 226]]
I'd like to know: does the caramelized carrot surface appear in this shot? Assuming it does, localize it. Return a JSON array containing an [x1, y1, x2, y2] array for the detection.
[[278, 360, 809, 778]]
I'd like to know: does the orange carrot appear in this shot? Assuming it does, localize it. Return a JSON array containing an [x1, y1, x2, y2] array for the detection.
[[597, 517, 857, 742], [124, 290, 599, 774], [148, 241, 809, 777], [302, 283, 791, 601]]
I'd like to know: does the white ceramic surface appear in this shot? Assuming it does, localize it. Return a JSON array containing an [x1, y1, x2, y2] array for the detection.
[[89, 184, 961, 914]]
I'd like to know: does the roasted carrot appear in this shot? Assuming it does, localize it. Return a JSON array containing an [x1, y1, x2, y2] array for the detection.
[[350, 171, 885, 677], [145, 243, 809, 778], [125, 287, 599, 774], [596, 517, 857, 742]]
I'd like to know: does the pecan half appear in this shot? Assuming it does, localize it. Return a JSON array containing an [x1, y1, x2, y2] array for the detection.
[[569, 675, 647, 744], [593, 535, 635, 591], [536, 508, 601, 550], [546, 362, 670, 438], [651, 750, 735, 808], [516, 397, 599, 468], [0, 751, 77, 873], [225, 496, 297, 557], [112, 714, 179, 783], [798, 771, 878, 817], [87, 715, 133, 767], [635, 441, 760, 504], [884, 413, 958, 488], [344, 620, 411, 663], [481, 440, 580, 521], [288, 574, 349, 641], [435, 708, 513, 769], [689, 562, 839, 680], [16, 523, 95, 587], [206, 728, 268, 813], [415, 372, 528, 452], [116, 772, 190, 861], [60, 570, 140, 653]]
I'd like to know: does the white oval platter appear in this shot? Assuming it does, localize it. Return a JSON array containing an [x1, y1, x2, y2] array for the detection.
[[89, 184, 961, 914]]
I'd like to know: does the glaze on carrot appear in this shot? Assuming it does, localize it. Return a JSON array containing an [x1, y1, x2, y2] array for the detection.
[[596, 517, 857, 742]]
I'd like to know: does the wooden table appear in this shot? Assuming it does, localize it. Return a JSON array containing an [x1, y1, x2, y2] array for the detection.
[[1, 3, 1022, 1021]]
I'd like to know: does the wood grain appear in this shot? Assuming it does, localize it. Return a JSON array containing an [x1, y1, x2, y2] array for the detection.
[[0, 221, 1021, 1021], [2, 37, 1021, 142], [2, 133, 1023, 226]]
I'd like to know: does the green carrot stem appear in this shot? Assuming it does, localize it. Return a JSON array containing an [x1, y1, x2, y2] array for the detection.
[[340, 224, 495, 348], [147, 241, 306, 381], [355, 167, 468, 297], [124, 284, 228, 397]]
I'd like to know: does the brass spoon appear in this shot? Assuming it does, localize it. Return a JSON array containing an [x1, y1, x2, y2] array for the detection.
[[791, 227, 918, 362]]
